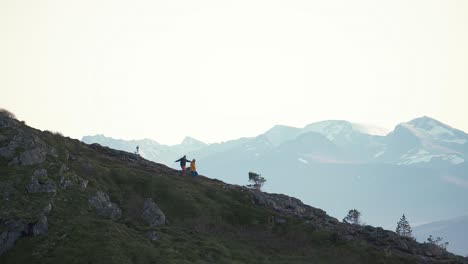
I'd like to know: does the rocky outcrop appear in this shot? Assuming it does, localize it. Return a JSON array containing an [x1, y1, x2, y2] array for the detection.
[[79, 178, 88, 191], [142, 198, 166, 227], [57, 165, 88, 191], [0, 220, 25, 256], [0, 132, 57, 166], [32, 214, 48, 236], [26, 169, 57, 193], [88, 192, 122, 220], [245, 188, 339, 229], [0, 205, 52, 256]]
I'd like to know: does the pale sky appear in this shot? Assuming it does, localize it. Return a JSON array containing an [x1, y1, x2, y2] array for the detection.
[[1, 0, 467, 144]]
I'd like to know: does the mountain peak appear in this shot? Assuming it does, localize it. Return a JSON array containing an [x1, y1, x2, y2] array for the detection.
[[408, 116, 447, 129], [180, 136, 206, 146]]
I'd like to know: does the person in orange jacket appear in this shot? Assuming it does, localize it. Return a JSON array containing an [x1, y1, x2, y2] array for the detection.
[[189, 159, 198, 177]]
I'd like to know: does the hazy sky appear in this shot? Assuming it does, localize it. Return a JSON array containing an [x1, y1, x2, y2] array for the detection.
[[1, 0, 467, 144]]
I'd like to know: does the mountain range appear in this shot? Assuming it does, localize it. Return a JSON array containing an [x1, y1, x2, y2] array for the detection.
[[83, 116, 468, 255], [5, 110, 468, 263]]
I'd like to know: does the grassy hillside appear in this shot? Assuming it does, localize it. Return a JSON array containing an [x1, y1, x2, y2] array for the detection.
[[0, 111, 466, 264]]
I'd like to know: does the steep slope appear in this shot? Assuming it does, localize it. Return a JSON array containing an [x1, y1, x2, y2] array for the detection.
[[413, 215, 468, 257], [82, 135, 207, 167], [82, 117, 468, 230], [2, 111, 467, 263]]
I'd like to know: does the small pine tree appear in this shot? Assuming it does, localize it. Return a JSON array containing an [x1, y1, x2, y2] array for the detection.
[[427, 235, 449, 251], [396, 214, 413, 238], [134, 145, 140, 156], [247, 172, 266, 191], [343, 209, 361, 225]]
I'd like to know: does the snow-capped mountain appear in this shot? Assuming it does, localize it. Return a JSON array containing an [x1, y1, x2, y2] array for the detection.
[[380, 117, 467, 167], [82, 116, 468, 229]]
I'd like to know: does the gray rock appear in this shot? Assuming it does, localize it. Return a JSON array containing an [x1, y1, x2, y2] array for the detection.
[[43, 203, 52, 215], [145, 231, 160, 241], [59, 176, 73, 190], [26, 169, 57, 193], [0, 132, 56, 166], [88, 192, 121, 220], [271, 216, 287, 224], [32, 214, 48, 236], [142, 198, 166, 227], [5, 220, 26, 233], [79, 178, 89, 191], [16, 148, 48, 166], [0, 220, 26, 256], [0, 230, 22, 256], [0, 111, 20, 128], [399, 240, 409, 252]]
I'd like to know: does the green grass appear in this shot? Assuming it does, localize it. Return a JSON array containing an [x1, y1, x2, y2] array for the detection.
[[0, 126, 421, 264]]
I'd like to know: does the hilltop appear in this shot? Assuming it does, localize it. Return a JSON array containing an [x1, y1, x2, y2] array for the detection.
[[1, 110, 467, 263], [83, 117, 468, 230]]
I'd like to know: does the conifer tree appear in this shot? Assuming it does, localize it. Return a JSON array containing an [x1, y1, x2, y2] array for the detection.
[[427, 235, 449, 250], [396, 214, 413, 238], [343, 209, 361, 225], [247, 172, 266, 191]]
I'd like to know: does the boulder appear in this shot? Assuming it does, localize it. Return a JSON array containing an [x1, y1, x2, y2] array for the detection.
[[59, 176, 73, 190], [142, 198, 166, 227], [88, 192, 121, 220], [43, 203, 52, 215], [271, 216, 287, 224], [79, 178, 89, 191], [0, 230, 22, 256], [26, 169, 57, 193], [0, 220, 26, 256], [0, 132, 57, 166], [32, 214, 48, 236]]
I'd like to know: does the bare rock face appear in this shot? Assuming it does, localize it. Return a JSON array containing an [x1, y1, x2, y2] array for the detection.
[[32, 214, 48, 236], [142, 198, 166, 228], [0, 132, 57, 167], [26, 169, 57, 193], [0, 111, 20, 128], [0, 220, 26, 256], [79, 178, 89, 191], [88, 192, 122, 220]]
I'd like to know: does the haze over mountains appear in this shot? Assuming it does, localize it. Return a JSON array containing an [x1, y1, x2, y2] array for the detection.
[[413, 215, 468, 257], [83, 116, 468, 255]]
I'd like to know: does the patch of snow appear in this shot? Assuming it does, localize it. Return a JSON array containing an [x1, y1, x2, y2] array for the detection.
[[398, 151, 464, 165], [443, 139, 467, 144], [298, 158, 309, 164], [305, 121, 349, 141], [374, 151, 385, 158], [399, 155, 434, 165], [416, 149, 430, 155], [425, 125, 455, 137]]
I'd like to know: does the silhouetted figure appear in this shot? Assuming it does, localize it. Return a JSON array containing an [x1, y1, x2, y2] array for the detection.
[[175, 155, 190, 176]]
